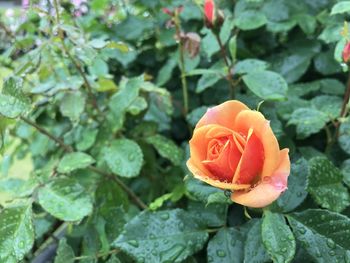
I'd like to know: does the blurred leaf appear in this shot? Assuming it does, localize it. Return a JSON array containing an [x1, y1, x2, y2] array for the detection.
[[145, 134, 184, 166], [242, 70, 288, 100], [228, 36, 237, 63], [38, 177, 93, 221], [106, 41, 129, 52], [103, 139, 143, 178], [287, 209, 350, 262], [288, 108, 328, 139], [234, 10, 267, 30], [0, 77, 30, 119], [308, 157, 350, 212], [341, 159, 350, 187], [115, 16, 153, 41], [201, 30, 220, 58], [196, 61, 226, 93], [206, 191, 231, 205], [234, 59, 269, 75], [57, 152, 95, 174], [262, 211, 296, 263], [207, 227, 244, 263], [54, 238, 75, 263], [296, 14, 317, 35], [112, 209, 208, 263], [331, 1, 350, 15], [311, 95, 342, 120], [96, 78, 118, 92], [0, 204, 34, 263], [339, 118, 350, 155], [59, 92, 86, 122], [186, 106, 208, 127], [314, 50, 342, 75], [156, 57, 177, 86]]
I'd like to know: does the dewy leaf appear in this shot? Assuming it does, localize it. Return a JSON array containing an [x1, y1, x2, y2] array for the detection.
[[244, 219, 270, 263], [271, 158, 309, 213], [0, 76, 30, 118], [38, 177, 93, 221], [59, 92, 86, 121], [339, 118, 350, 155], [234, 59, 269, 75], [311, 95, 342, 120], [54, 238, 75, 263], [307, 157, 350, 212], [187, 201, 227, 228], [145, 134, 184, 166], [112, 209, 208, 263], [57, 152, 95, 173], [103, 139, 143, 178], [234, 10, 267, 30], [262, 211, 296, 263], [287, 108, 328, 139], [0, 204, 34, 263], [341, 159, 350, 187], [287, 209, 350, 262], [331, 1, 350, 15], [242, 70, 288, 100], [207, 227, 244, 263]]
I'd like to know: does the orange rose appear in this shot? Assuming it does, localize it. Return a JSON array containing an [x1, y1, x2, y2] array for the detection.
[[186, 100, 290, 208]]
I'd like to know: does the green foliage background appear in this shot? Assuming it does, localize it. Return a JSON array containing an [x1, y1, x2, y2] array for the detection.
[[0, 0, 350, 262]]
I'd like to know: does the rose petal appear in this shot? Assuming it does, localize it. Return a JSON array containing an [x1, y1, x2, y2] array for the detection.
[[234, 110, 280, 178], [232, 129, 264, 184], [187, 159, 251, 190], [196, 100, 249, 131], [231, 149, 290, 208]]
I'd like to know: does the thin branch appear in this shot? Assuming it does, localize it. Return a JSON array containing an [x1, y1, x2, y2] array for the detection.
[[20, 117, 148, 210], [20, 116, 73, 152]]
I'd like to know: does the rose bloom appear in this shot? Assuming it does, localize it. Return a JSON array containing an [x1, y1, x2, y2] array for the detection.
[[187, 100, 290, 208]]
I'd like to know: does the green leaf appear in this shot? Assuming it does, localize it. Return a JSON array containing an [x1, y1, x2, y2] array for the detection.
[[242, 70, 288, 100], [112, 209, 208, 263], [244, 220, 270, 263], [156, 57, 177, 86], [59, 92, 86, 122], [207, 227, 244, 263], [262, 211, 296, 263], [188, 201, 227, 228], [186, 106, 208, 127], [339, 118, 350, 155], [0, 77, 30, 118], [319, 78, 345, 95], [234, 59, 269, 75], [38, 177, 93, 221], [196, 61, 226, 93], [96, 78, 118, 92], [287, 108, 328, 139], [185, 175, 222, 203], [331, 1, 350, 15], [115, 15, 153, 41], [57, 152, 95, 173], [296, 14, 317, 35], [103, 139, 143, 178], [311, 95, 342, 120], [287, 209, 350, 262], [308, 157, 350, 212], [314, 50, 342, 75], [0, 204, 34, 263], [206, 191, 231, 205], [54, 238, 75, 263], [145, 134, 184, 166], [271, 158, 309, 213], [201, 30, 220, 58], [228, 36, 237, 63], [234, 10, 267, 30]]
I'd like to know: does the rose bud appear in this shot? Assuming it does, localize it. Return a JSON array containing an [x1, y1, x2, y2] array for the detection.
[[204, 0, 215, 27], [186, 100, 290, 208], [343, 41, 350, 63], [162, 7, 174, 16]]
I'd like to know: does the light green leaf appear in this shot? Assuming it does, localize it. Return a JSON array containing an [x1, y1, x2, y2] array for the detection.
[[242, 70, 288, 100], [103, 139, 143, 178], [262, 211, 296, 263], [0, 77, 30, 118], [38, 177, 93, 221], [234, 59, 269, 75], [59, 92, 86, 121], [287, 209, 350, 262], [339, 118, 350, 155], [145, 134, 184, 166], [331, 1, 350, 15], [234, 10, 267, 30], [201, 30, 220, 58], [228, 36, 237, 63], [288, 108, 328, 139], [57, 152, 95, 173], [54, 238, 75, 263], [112, 209, 208, 263], [0, 204, 34, 263], [207, 227, 244, 263], [307, 157, 350, 212]]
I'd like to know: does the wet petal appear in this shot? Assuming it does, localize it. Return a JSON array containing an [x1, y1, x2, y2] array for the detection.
[[196, 100, 249, 130], [234, 110, 280, 178], [231, 149, 290, 208]]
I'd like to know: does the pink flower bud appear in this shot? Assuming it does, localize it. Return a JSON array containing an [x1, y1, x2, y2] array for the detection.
[[343, 41, 350, 63], [204, 0, 215, 27]]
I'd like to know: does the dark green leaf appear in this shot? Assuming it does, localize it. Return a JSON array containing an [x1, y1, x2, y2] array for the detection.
[[234, 59, 269, 75], [234, 10, 267, 30], [54, 238, 75, 263], [339, 118, 350, 155]]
